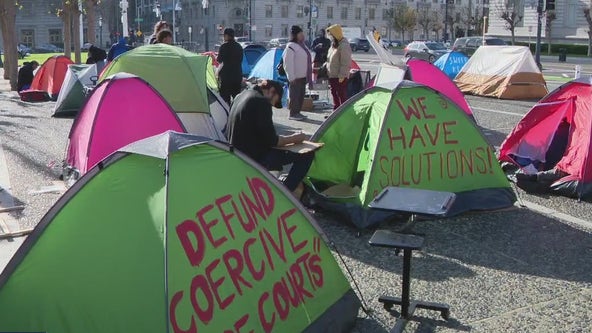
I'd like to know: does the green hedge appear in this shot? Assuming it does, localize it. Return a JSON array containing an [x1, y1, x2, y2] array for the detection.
[[514, 42, 589, 55]]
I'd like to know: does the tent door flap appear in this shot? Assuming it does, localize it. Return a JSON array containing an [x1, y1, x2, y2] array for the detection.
[[369, 187, 456, 216]]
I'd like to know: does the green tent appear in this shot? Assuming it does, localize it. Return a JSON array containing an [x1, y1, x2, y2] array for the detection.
[[306, 82, 516, 228], [0, 131, 359, 333], [100, 44, 219, 113], [53, 64, 98, 117]]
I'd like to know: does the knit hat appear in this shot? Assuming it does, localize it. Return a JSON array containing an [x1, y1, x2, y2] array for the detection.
[[291, 25, 303, 36], [326, 24, 344, 41]]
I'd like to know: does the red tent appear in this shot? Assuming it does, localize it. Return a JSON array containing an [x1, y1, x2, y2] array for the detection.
[[30, 55, 73, 100], [200, 51, 219, 67], [499, 78, 592, 198]]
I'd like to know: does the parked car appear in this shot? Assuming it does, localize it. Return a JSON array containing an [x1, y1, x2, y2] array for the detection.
[[268, 38, 288, 49], [452, 36, 506, 56], [404, 41, 448, 62], [33, 43, 63, 53], [349, 38, 370, 52], [390, 40, 402, 47]]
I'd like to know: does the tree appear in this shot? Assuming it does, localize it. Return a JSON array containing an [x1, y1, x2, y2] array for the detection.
[[583, 5, 592, 56], [545, 10, 556, 55], [497, 0, 523, 45], [0, 1, 19, 89], [416, 5, 432, 40], [430, 11, 444, 41], [85, 0, 100, 45], [391, 3, 416, 42]]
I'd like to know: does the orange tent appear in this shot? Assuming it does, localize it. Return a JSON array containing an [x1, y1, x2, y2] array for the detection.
[[31, 55, 74, 100]]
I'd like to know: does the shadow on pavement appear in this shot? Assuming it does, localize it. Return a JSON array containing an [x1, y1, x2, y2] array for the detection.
[[319, 207, 592, 284]]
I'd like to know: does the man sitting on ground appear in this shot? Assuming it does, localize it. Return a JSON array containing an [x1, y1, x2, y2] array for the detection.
[[226, 80, 313, 198], [17, 61, 39, 92]]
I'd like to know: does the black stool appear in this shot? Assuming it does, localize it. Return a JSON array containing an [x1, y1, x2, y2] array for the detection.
[[369, 230, 450, 333]]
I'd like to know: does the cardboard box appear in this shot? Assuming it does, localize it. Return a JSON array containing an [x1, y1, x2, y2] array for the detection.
[[288, 97, 314, 111]]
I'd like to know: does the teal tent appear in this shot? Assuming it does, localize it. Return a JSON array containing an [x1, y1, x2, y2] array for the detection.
[[53, 64, 99, 117]]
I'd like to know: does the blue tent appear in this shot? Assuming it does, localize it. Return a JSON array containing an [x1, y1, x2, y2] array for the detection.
[[248, 48, 286, 82], [434, 51, 469, 79], [242, 45, 267, 77]]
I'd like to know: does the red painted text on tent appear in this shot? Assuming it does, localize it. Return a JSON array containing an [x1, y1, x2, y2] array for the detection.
[[375, 94, 495, 194], [169, 176, 326, 333]]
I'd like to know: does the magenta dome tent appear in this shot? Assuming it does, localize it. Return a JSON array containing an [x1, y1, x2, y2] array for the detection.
[[65, 73, 185, 178]]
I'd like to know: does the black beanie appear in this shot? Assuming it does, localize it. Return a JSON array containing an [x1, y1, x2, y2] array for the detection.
[[291, 25, 303, 35]]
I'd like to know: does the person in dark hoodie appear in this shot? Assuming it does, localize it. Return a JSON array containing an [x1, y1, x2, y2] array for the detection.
[[107, 38, 131, 61], [17, 61, 39, 92], [86, 44, 107, 64]]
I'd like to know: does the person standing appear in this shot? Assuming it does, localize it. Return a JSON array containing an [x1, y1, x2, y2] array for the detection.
[[155, 30, 174, 45], [149, 21, 170, 44], [226, 80, 312, 198], [312, 29, 331, 68], [217, 28, 244, 105], [107, 38, 131, 61], [17, 61, 39, 92], [326, 24, 352, 110], [283, 25, 313, 121]]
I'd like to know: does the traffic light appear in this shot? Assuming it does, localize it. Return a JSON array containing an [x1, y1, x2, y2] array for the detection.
[[546, 0, 555, 11]]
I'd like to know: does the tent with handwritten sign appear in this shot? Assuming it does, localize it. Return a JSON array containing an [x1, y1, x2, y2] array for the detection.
[[0, 131, 360, 333], [454, 46, 548, 99], [305, 82, 515, 228], [373, 60, 473, 118], [433, 51, 469, 79]]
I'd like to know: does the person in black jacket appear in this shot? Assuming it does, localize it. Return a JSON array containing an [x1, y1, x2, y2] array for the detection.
[[312, 29, 331, 68], [226, 80, 312, 198], [17, 61, 38, 92], [86, 45, 107, 64], [216, 28, 244, 105]]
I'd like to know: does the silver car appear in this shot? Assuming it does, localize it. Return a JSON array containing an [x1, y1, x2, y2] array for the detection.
[[404, 41, 448, 63]]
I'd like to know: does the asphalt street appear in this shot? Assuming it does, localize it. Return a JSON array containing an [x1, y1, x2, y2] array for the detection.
[[0, 51, 591, 332]]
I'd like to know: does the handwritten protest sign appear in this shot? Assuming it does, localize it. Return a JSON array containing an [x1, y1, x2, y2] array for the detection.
[[166, 154, 351, 333], [365, 86, 508, 204]]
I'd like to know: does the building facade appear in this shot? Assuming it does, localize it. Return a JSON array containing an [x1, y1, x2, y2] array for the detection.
[[487, 0, 590, 44], [10, 0, 488, 51], [139, 0, 486, 48], [12, 0, 110, 50]]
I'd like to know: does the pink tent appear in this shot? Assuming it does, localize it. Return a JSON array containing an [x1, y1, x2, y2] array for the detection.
[[407, 59, 473, 117], [66, 73, 186, 176]]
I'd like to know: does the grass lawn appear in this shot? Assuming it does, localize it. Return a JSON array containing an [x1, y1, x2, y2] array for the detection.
[[18, 52, 88, 66], [543, 75, 573, 83]]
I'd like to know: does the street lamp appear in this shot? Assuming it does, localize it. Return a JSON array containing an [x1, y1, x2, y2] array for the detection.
[[444, 0, 453, 42], [99, 16, 103, 48], [120, 0, 129, 38], [202, 0, 209, 51]]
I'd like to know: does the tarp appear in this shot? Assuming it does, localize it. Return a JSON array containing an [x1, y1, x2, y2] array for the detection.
[[29, 55, 73, 100], [53, 64, 99, 117], [248, 48, 287, 81], [66, 73, 185, 176], [306, 82, 515, 228], [99, 44, 228, 140], [433, 51, 469, 79], [0, 131, 360, 333], [499, 78, 592, 198], [454, 46, 548, 99], [242, 44, 267, 77], [374, 61, 474, 118]]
